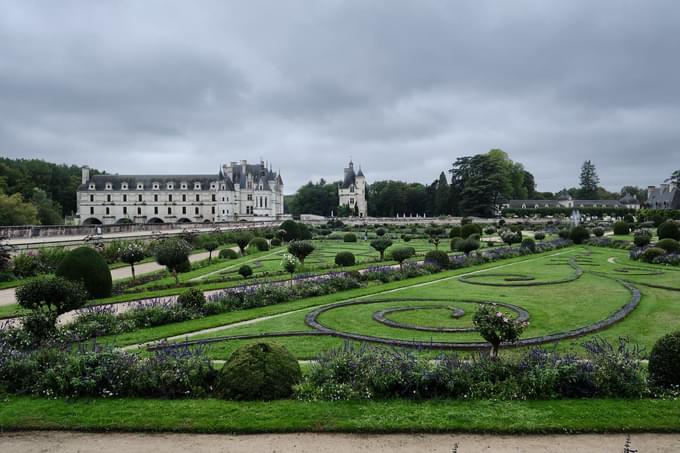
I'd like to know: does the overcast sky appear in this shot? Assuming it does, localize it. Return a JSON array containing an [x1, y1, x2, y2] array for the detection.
[[2, 1, 679, 194]]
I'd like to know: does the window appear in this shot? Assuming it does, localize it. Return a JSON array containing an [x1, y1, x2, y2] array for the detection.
[[154, 207, 158, 215], [265, 197, 267, 207], [194, 183, 201, 190], [137, 183, 144, 190], [154, 194, 158, 202], [90, 207, 94, 215], [221, 184, 225, 190], [89, 184, 95, 190], [167, 207, 172, 215], [246, 206, 253, 214], [182, 194, 187, 202], [182, 207, 186, 215], [89, 194, 94, 202], [121, 183, 128, 190], [210, 183, 216, 189], [167, 183, 173, 190], [123, 194, 127, 202], [168, 194, 173, 202], [195, 194, 200, 202], [138, 194, 143, 202], [195, 207, 199, 215], [105, 183, 112, 190], [106, 194, 111, 202], [211, 194, 216, 202], [247, 194, 253, 201], [105, 207, 110, 215], [153, 183, 159, 190], [212, 207, 215, 214], [137, 207, 141, 215], [123, 207, 127, 215], [181, 183, 187, 190]]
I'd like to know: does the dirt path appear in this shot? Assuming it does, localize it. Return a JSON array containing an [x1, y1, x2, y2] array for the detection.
[[0, 432, 677, 452]]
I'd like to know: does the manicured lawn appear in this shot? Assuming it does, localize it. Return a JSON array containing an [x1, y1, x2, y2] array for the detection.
[[1, 396, 679, 433]]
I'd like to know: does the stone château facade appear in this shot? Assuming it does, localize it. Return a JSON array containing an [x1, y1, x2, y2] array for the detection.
[[77, 160, 284, 225], [338, 160, 367, 217], [504, 190, 640, 211], [647, 183, 680, 209]]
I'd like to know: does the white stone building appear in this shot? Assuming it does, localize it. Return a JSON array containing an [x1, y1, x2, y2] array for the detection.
[[76, 160, 284, 225], [338, 160, 367, 217]]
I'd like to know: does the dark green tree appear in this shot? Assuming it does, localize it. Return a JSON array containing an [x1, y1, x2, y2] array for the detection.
[[579, 160, 600, 199]]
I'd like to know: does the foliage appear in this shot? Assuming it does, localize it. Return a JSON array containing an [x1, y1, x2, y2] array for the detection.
[[648, 331, 680, 389], [520, 238, 536, 252], [640, 247, 667, 263], [449, 226, 462, 238], [219, 343, 302, 400], [592, 227, 604, 237], [658, 221, 680, 241], [0, 192, 39, 225], [287, 240, 316, 264], [11, 252, 40, 278], [270, 238, 282, 247], [461, 223, 482, 239], [369, 237, 393, 261], [334, 251, 356, 267], [198, 235, 220, 262], [279, 220, 301, 242], [218, 248, 238, 259], [390, 247, 415, 269], [500, 229, 522, 245], [424, 250, 449, 270], [613, 221, 631, 235], [285, 180, 338, 217], [473, 304, 528, 358], [119, 241, 146, 281], [281, 253, 298, 276], [633, 230, 652, 247], [176, 288, 206, 311], [56, 246, 112, 298], [238, 265, 253, 278], [656, 238, 680, 254], [578, 160, 600, 199], [232, 231, 254, 255], [343, 233, 357, 243], [569, 226, 591, 244], [153, 238, 193, 284], [534, 231, 546, 240], [248, 237, 270, 252], [456, 238, 481, 255]]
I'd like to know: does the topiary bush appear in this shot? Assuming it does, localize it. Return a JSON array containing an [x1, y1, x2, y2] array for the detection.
[[270, 238, 282, 247], [424, 250, 449, 270], [449, 236, 462, 252], [218, 343, 302, 400], [658, 221, 680, 241], [633, 231, 652, 247], [461, 223, 482, 239], [390, 247, 415, 269], [176, 288, 206, 311], [640, 247, 666, 263], [520, 238, 536, 252], [649, 331, 680, 389], [456, 238, 480, 255], [613, 221, 631, 235], [56, 246, 112, 298], [287, 240, 316, 264], [219, 248, 238, 259], [570, 226, 591, 244], [249, 237, 270, 252], [238, 265, 253, 278], [534, 231, 546, 240], [279, 220, 301, 242], [343, 233, 357, 243], [449, 226, 462, 238], [153, 238, 193, 284], [656, 238, 680, 254], [334, 251, 356, 267], [592, 227, 605, 237]]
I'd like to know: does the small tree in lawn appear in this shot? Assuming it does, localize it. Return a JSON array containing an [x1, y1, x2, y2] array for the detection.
[[473, 304, 528, 359], [119, 241, 145, 282], [233, 231, 254, 256], [370, 237, 393, 261], [500, 229, 522, 246], [425, 226, 445, 250], [391, 247, 415, 271], [199, 234, 220, 263], [287, 240, 315, 265], [456, 238, 480, 256], [16, 275, 87, 337], [281, 253, 298, 281], [154, 238, 192, 284]]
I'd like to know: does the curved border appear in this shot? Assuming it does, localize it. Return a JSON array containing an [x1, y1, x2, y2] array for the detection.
[[372, 305, 470, 332], [458, 261, 582, 287]]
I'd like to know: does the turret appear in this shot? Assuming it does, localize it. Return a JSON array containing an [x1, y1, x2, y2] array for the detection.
[[81, 166, 90, 185]]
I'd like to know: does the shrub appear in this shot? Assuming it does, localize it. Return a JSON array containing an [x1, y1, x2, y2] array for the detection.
[[11, 253, 39, 278], [16, 275, 87, 335], [449, 226, 462, 238], [334, 251, 356, 267], [557, 229, 571, 239], [370, 237, 393, 261], [279, 220, 301, 242], [238, 265, 253, 278], [56, 246, 112, 298], [198, 235, 220, 263], [658, 221, 680, 241], [343, 233, 357, 242], [640, 247, 666, 263], [232, 231, 254, 255], [249, 237, 270, 252], [613, 221, 631, 235], [153, 239, 192, 284], [36, 247, 68, 273], [633, 231, 652, 247], [176, 288, 206, 311], [649, 332, 680, 389], [270, 238, 282, 247], [534, 231, 546, 240], [500, 229, 522, 245], [570, 226, 591, 244], [461, 223, 482, 239], [119, 241, 145, 281], [218, 343, 302, 400], [484, 226, 496, 235], [473, 304, 527, 358], [424, 250, 449, 270], [390, 247, 415, 269], [281, 253, 298, 277], [656, 238, 680, 254], [456, 238, 480, 255], [401, 234, 412, 242], [287, 240, 316, 264], [520, 238, 536, 252], [449, 236, 462, 252], [218, 248, 238, 259], [593, 227, 605, 237]]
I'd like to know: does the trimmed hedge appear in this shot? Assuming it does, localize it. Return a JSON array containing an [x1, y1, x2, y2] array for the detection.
[[656, 238, 680, 254], [343, 233, 357, 243], [56, 246, 112, 298], [658, 221, 680, 241], [649, 331, 680, 389]]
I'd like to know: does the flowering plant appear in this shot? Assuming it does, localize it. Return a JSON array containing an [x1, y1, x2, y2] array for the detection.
[[473, 303, 528, 358]]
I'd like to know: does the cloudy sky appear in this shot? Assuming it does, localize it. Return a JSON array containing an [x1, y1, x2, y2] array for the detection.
[[2, 1, 679, 194]]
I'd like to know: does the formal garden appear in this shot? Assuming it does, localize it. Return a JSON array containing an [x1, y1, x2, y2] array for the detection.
[[1, 216, 680, 433]]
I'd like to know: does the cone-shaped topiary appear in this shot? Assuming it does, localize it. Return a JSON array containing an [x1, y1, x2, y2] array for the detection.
[[55, 246, 112, 298], [219, 342, 302, 400]]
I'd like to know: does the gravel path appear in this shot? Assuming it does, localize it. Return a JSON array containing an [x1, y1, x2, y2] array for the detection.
[[0, 432, 677, 452]]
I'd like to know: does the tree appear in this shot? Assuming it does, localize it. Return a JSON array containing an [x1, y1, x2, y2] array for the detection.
[[0, 236, 11, 272], [287, 240, 315, 264], [390, 247, 415, 270], [473, 303, 527, 359], [286, 180, 339, 216], [31, 188, 63, 225], [449, 153, 509, 217], [119, 241, 146, 282], [154, 238, 192, 284], [433, 172, 450, 215], [233, 231, 254, 255], [370, 237, 393, 261], [279, 220, 300, 242], [238, 265, 253, 278], [281, 253, 298, 280], [0, 192, 38, 225], [198, 234, 220, 263], [456, 238, 480, 255], [425, 226, 445, 250], [579, 160, 600, 199]]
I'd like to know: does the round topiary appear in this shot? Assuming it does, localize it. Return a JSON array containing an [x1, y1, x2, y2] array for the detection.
[[219, 248, 238, 259], [520, 238, 536, 252], [570, 226, 591, 244], [249, 237, 270, 252], [238, 265, 253, 278], [270, 238, 282, 247], [334, 251, 356, 267], [634, 232, 652, 247], [449, 236, 463, 252], [534, 231, 546, 241], [176, 288, 206, 310], [424, 250, 449, 270], [343, 233, 357, 243], [592, 228, 605, 237], [449, 226, 462, 238], [219, 343, 302, 400], [656, 238, 680, 254], [658, 221, 680, 241], [456, 238, 480, 255], [641, 247, 666, 263], [279, 220, 301, 242], [55, 246, 112, 298], [649, 331, 680, 389], [613, 221, 631, 235], [461, 223, 482, 239]]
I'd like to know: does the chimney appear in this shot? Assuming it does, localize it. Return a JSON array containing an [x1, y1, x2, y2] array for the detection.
[[240, 160, 247, 174], [81, 166, 90, 185]]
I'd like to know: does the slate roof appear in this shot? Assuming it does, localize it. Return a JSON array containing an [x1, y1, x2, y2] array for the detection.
[[648, 185, 680, 209], [79, 174, 223, 191]]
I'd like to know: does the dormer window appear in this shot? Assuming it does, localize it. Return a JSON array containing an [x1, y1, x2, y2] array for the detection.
[[137, 183, 144, 190], [181, 183, 187, 190], [121, 183, 128, 190], [220, 184, 225, 190], [152, 182, 159, 190], [194, 182, 201, 190], [167, 182, 174, 190], [105, 183, 112, 190], [89, 184, 95, 190], [210, 183, 216, 190]]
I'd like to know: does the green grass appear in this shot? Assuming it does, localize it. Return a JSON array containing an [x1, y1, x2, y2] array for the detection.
[[1, 396, 679, 433]]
